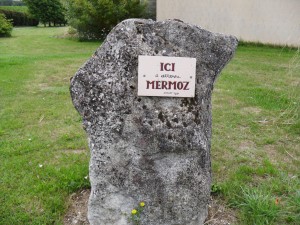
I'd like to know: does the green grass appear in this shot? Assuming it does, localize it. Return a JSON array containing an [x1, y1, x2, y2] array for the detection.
[[0, 6, 28, 13], [234, 187, 280, 225], [0, 27, 100, 224], [0, 27, 299, 224], [211, 43, 300, 224]]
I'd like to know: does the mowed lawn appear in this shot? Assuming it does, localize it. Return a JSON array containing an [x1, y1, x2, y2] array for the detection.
[[0, 27, 299, 224], [0, 27, 99, 224]]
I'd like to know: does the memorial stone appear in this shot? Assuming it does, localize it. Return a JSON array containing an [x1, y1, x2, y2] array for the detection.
[[70, 19, 238, 225]]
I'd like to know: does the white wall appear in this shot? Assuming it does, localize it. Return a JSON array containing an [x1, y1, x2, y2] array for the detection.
[[157, 0, 300, 47]]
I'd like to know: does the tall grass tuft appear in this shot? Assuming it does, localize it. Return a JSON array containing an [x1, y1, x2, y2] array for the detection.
[[234, 187, 280, 225]]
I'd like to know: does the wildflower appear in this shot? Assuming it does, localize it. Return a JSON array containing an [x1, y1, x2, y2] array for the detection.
[[131, 209, 137, 215], [140, 202, 145, 207]]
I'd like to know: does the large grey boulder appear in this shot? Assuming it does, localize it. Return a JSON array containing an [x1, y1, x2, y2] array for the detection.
[[70, 19, 237, 225]]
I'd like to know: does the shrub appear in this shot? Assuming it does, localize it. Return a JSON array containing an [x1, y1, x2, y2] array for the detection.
[[63, 0, 148, 41], [0, 9, 39, 26], [0, 12, 13, 37]]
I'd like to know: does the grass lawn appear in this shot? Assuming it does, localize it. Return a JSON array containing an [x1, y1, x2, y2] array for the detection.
[[211, 44, 300, 224], [0, 27, 299, 224], [0, 27, 99, 224]]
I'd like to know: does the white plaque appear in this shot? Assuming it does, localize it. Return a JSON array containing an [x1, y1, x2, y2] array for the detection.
[[138, 56, 196, 97]]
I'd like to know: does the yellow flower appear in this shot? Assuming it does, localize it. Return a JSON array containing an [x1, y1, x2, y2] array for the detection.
[[131, 209, 137, 215], [140, 202, 145, 207]]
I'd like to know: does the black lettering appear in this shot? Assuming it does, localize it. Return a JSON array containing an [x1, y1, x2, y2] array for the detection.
[[168, 81, 177, 90], [156, 81, 162, 89], [183, 82, 190, 90], [164, 63, 171, 71], [162, 81, 168, 89], [161, 63, 176, 71], [177, 82, 183, 90], [146, 81, 155, 89]]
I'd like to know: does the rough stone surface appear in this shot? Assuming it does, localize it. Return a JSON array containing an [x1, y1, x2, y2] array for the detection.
[[70, 19, 238, 225]]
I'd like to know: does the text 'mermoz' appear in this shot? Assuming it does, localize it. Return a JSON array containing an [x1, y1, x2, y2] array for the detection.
[[138, 56, 196, 97]]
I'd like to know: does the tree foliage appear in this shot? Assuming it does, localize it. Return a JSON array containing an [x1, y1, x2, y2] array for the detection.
[[0, 0, 25, 6], [63, 0, 147, 40], [23, 0, 66, 26], [0, 8, 39, 26], [0, 12, 13, 37]]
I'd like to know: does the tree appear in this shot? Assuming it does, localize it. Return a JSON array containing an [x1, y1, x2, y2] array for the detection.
[[63, 0, 147, 40], [23, 0, 66, 26]]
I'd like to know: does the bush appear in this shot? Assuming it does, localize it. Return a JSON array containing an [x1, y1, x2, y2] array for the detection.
[[63, 0, 148, 41], [0, 12, 13, 37], [0, 9, 39, 26]]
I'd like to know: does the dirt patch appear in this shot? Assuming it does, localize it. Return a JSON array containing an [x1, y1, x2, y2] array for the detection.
[[237, 140, 256, 158], [239, 140, 256, 151], [61, 149, 88, 155], [205, 197, 237, 225], [213, 95, 239, 109], [64, 190, 237, 225], [263, 144, 296, 165], [290, 78, 300, 87], [38, 83, 50, 90], [241, 106, 261, 115], [264, 144, 279, 164], [64, 189, 90, 225]]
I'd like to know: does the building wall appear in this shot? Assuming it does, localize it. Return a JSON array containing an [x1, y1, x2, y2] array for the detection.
[[157, 0, 300, 46]]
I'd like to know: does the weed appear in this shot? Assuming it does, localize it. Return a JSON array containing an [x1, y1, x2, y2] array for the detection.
[[211, 183, 223, 196], [128, 202, 145, 225]]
